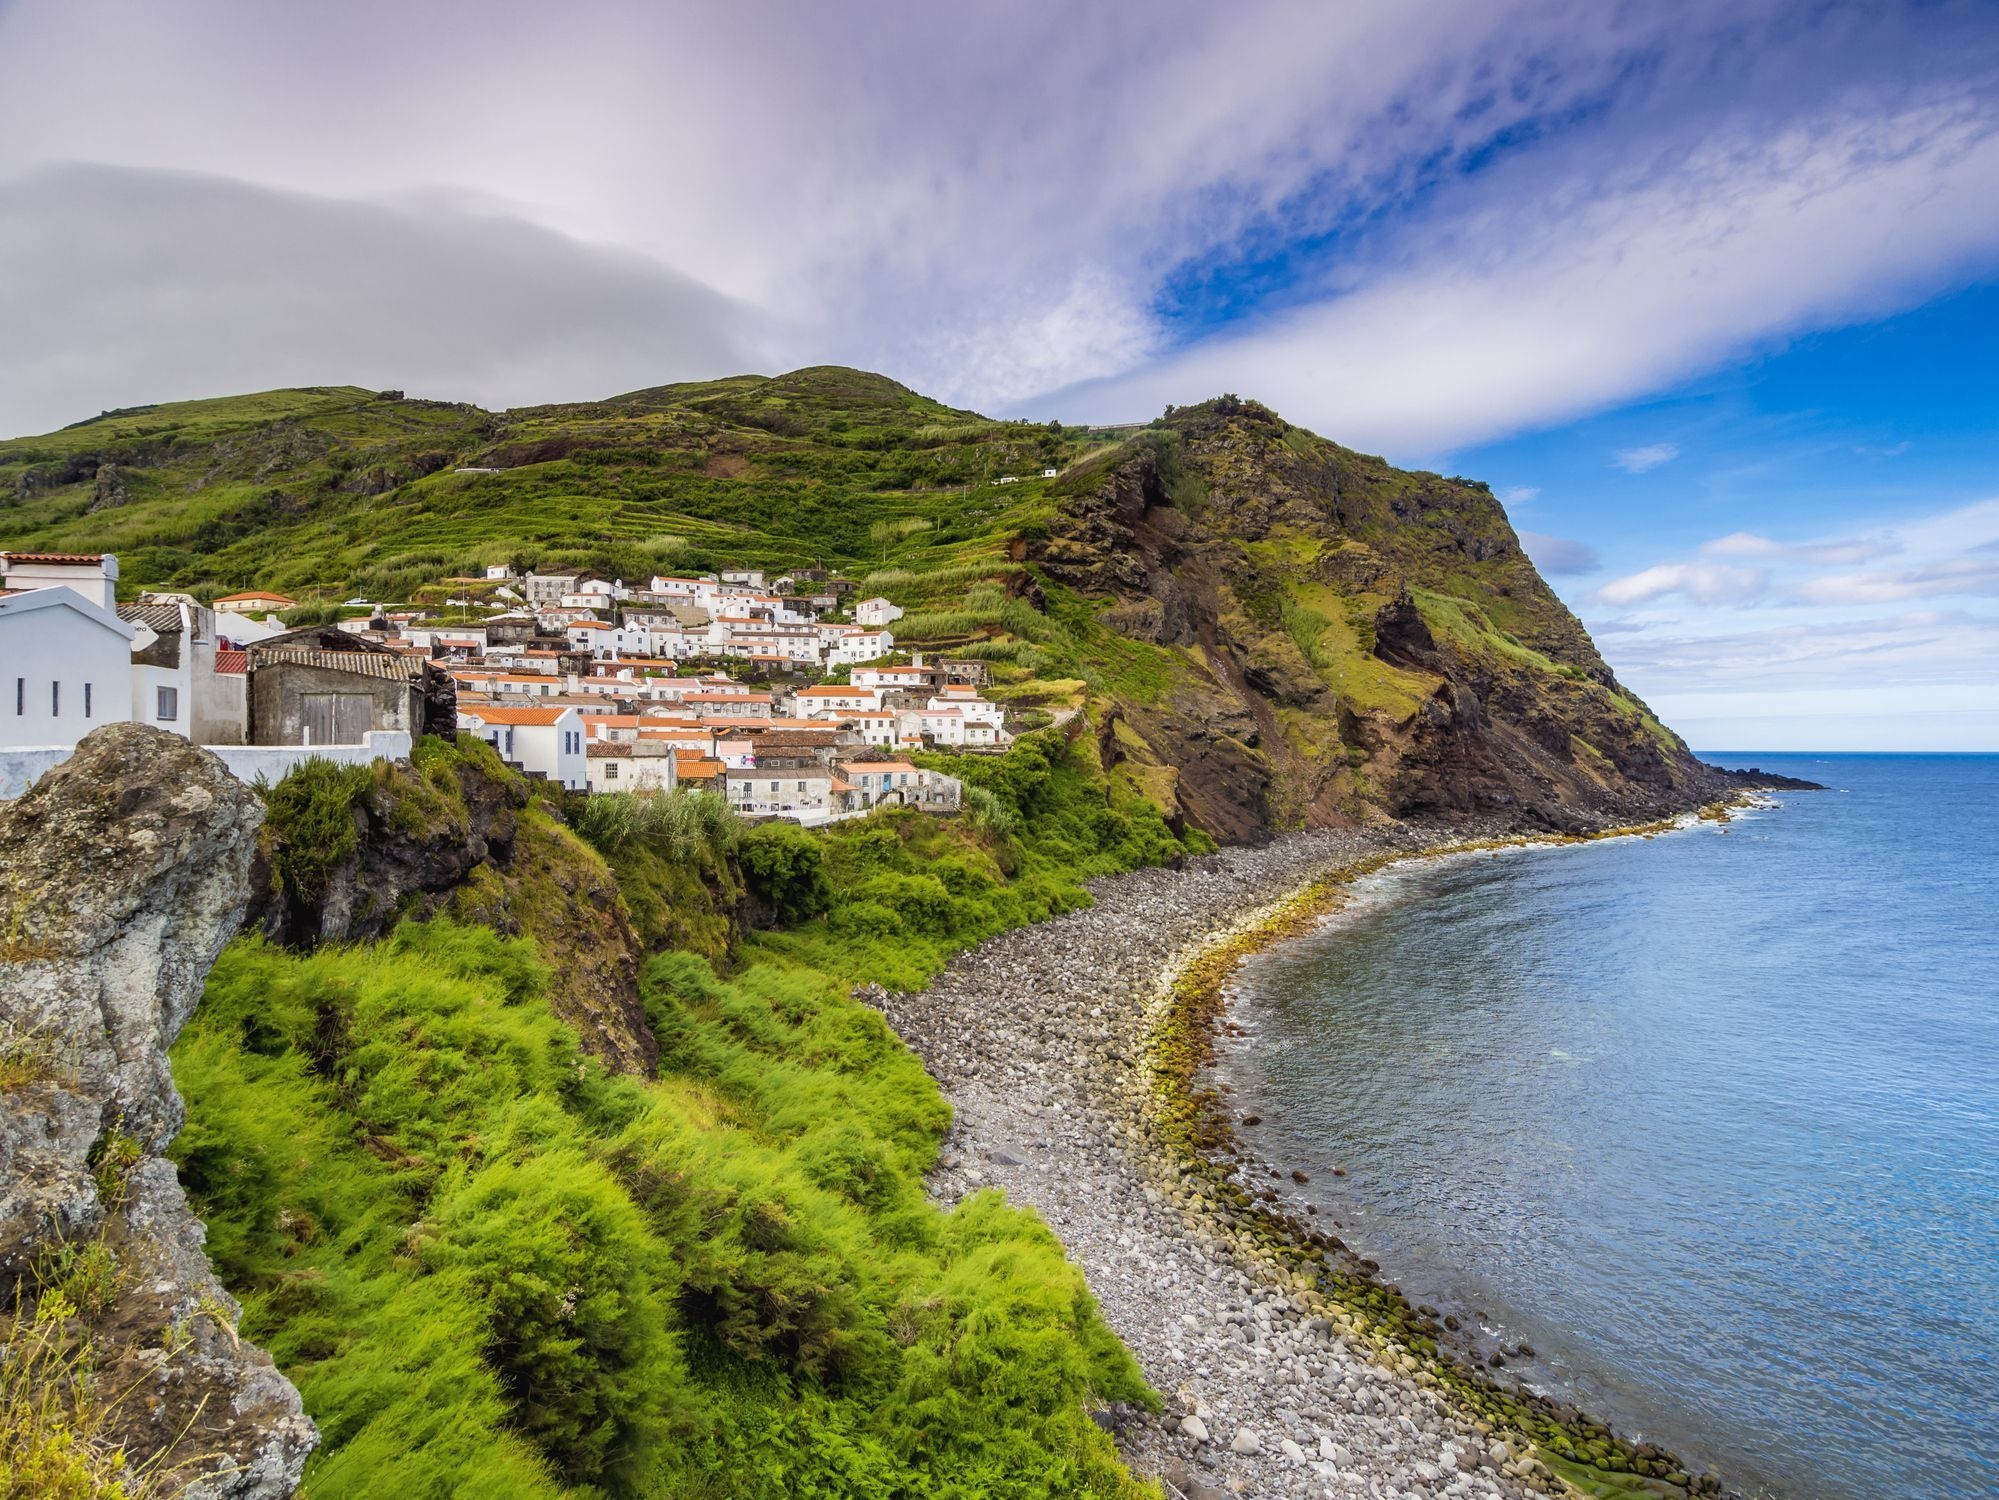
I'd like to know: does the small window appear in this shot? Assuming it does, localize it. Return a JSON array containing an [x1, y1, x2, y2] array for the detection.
[[84, 683, 93, 718], [605, 761, 619, 780], [52, 682, 60, 715], [156, 685, 178, 722], [14, 678, 22, 715]]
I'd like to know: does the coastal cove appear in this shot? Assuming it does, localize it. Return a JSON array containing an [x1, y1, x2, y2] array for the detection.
[[883, 804, 1780, 1500], [1209, 754, 1999, 1500]]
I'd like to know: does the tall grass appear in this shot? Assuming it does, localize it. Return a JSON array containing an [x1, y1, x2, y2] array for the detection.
[[570, 789, 740, 863], [173, 915, 1154, 1499]]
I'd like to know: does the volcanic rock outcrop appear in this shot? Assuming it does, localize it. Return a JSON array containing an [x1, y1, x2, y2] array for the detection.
[[0, 723, 315, 1497]]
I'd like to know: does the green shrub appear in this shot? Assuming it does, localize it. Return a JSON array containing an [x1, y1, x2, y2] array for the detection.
[[257, 758, 374, 901], [737, 822, 833, 925]]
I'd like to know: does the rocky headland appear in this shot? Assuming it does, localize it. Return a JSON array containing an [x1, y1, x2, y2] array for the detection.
[[0, 724, 314, 1497]]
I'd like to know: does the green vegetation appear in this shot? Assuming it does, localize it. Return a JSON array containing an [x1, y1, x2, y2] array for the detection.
[[172, 729, 1199, 1498], [0, 369, 1097, 602]]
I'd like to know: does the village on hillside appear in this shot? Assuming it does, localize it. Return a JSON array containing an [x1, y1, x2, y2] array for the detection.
[[0, 551, 1018, 821]]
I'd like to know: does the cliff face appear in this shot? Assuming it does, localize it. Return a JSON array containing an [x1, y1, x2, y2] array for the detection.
[[1032, 400, 1734, 838], [0, 724, 315, 1496], [244, 742, 660, 1076]]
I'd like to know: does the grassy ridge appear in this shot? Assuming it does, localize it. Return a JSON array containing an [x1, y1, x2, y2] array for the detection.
[[171, 728, 1200, 1498]]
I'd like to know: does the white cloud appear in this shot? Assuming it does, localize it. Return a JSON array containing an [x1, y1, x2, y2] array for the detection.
[[1613, 443, 1680, 474], [0, 1, 1991, 445], [1576, 495, 1999, 748], [1498, 485, 1541, 508], [1050, 93, 1999, 452], [1593, 562, 1769, 606], [0, 166, 770, 434]]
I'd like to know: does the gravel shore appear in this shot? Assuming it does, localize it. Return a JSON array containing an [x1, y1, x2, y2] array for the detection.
[[879, 830, 1568, 1500]]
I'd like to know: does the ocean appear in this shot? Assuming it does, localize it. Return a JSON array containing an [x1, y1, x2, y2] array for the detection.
[[1213, 754, 1999, 1499]]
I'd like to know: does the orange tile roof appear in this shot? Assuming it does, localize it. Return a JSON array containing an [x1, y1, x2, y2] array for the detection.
[[214, 589, 295, 603], [3, 551, 106, 564], [461, 704, 574, 726], [843, 760, 918, 774]]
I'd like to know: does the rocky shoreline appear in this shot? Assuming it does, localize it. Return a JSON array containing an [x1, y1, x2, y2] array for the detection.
[[878, 818, 1740, 1500]]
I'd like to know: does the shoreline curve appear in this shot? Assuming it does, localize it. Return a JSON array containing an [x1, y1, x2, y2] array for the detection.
[[877, 802, 1760, 1500]]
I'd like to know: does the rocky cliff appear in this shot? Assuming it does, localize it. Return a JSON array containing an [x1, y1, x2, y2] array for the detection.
[[243, 741, 659, 1075], [0, 724, 314, 1496], [1032, 399, 1754, 838]]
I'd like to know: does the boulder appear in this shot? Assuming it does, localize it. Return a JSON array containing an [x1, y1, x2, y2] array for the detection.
[[0, 723, 315, 1497]]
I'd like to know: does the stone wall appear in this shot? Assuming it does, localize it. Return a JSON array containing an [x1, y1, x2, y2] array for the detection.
[[0, 731, 411, 800]]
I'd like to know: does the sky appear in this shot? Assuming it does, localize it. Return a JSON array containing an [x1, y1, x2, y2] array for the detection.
[[1, 0, 1995, 750]]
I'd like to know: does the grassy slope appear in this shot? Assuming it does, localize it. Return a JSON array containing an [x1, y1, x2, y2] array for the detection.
[[171, 730, 1197, 1499], [1, 368, 1683, 826], [0, 369, 1093, 603]]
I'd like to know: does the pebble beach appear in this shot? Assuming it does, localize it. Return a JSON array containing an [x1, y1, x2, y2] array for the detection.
[[877, 829, 1571, 1500]]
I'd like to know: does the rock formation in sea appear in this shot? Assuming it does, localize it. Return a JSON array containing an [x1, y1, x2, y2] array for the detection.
[[0, 723, 315, 1497]]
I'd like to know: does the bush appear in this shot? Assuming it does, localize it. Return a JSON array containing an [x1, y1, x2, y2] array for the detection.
[[737, 822, 832, 925], [257, 758, 374, 901]]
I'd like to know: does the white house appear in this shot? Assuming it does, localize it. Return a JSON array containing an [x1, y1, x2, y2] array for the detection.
[[792, 684, 886, 719], [121, 594, 242, 745], [567, 619, 651, 658], [213, 589, 296, 616], [523, 573, 578, 605], [853, 596, 904, 627], [457, 703, 587, 790], [0, 563, 135, 750], [725, 764, 833, 818], [847, 711, 902, 748], [585, 739, 680, 793], [928, 687, 1007, 733], [826, 627, 893, 666], [852, 665, 933, 691]]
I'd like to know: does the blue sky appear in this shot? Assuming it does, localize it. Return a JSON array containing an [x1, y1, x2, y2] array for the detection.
[[0, 0, 1993, 748]]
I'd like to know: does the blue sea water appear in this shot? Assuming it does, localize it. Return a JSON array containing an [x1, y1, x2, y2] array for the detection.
[[1214, 754, 1999, 1499]]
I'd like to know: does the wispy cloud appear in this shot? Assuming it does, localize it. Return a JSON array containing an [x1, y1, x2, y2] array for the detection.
[[1498, 485, 1541, 508], [1613, 443, 1680, 474], [1793, 558, 1999, 605], [1051, 90, 1999, 451], [1518, 531, 1601, 576], [1700, 530, 1900, 566], [1594, 562, 1768, 606], [0, 2, 1994, 445]]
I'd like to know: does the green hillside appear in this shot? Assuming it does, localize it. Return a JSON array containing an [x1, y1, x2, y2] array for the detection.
[[0, 368, 1714, 832]]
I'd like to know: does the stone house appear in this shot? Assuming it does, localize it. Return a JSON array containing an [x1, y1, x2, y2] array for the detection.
[[247, 628, 454, 746]]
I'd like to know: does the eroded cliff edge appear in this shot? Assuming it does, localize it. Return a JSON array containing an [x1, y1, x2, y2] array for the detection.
[[0, 723, 315, 1497], [1030, 398, 1771, 839]]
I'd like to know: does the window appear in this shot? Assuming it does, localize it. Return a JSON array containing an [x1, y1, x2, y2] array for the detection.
[[797, 780, 806, 793], [14, 678, 21, 715], [605, 761, 619, 780], [156, 685, 178, 722], [84, 683, 92, 718], [51, 682, 59, 715]]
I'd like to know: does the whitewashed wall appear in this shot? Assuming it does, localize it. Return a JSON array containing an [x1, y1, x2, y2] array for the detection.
[[0, 731, 412, 800]]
